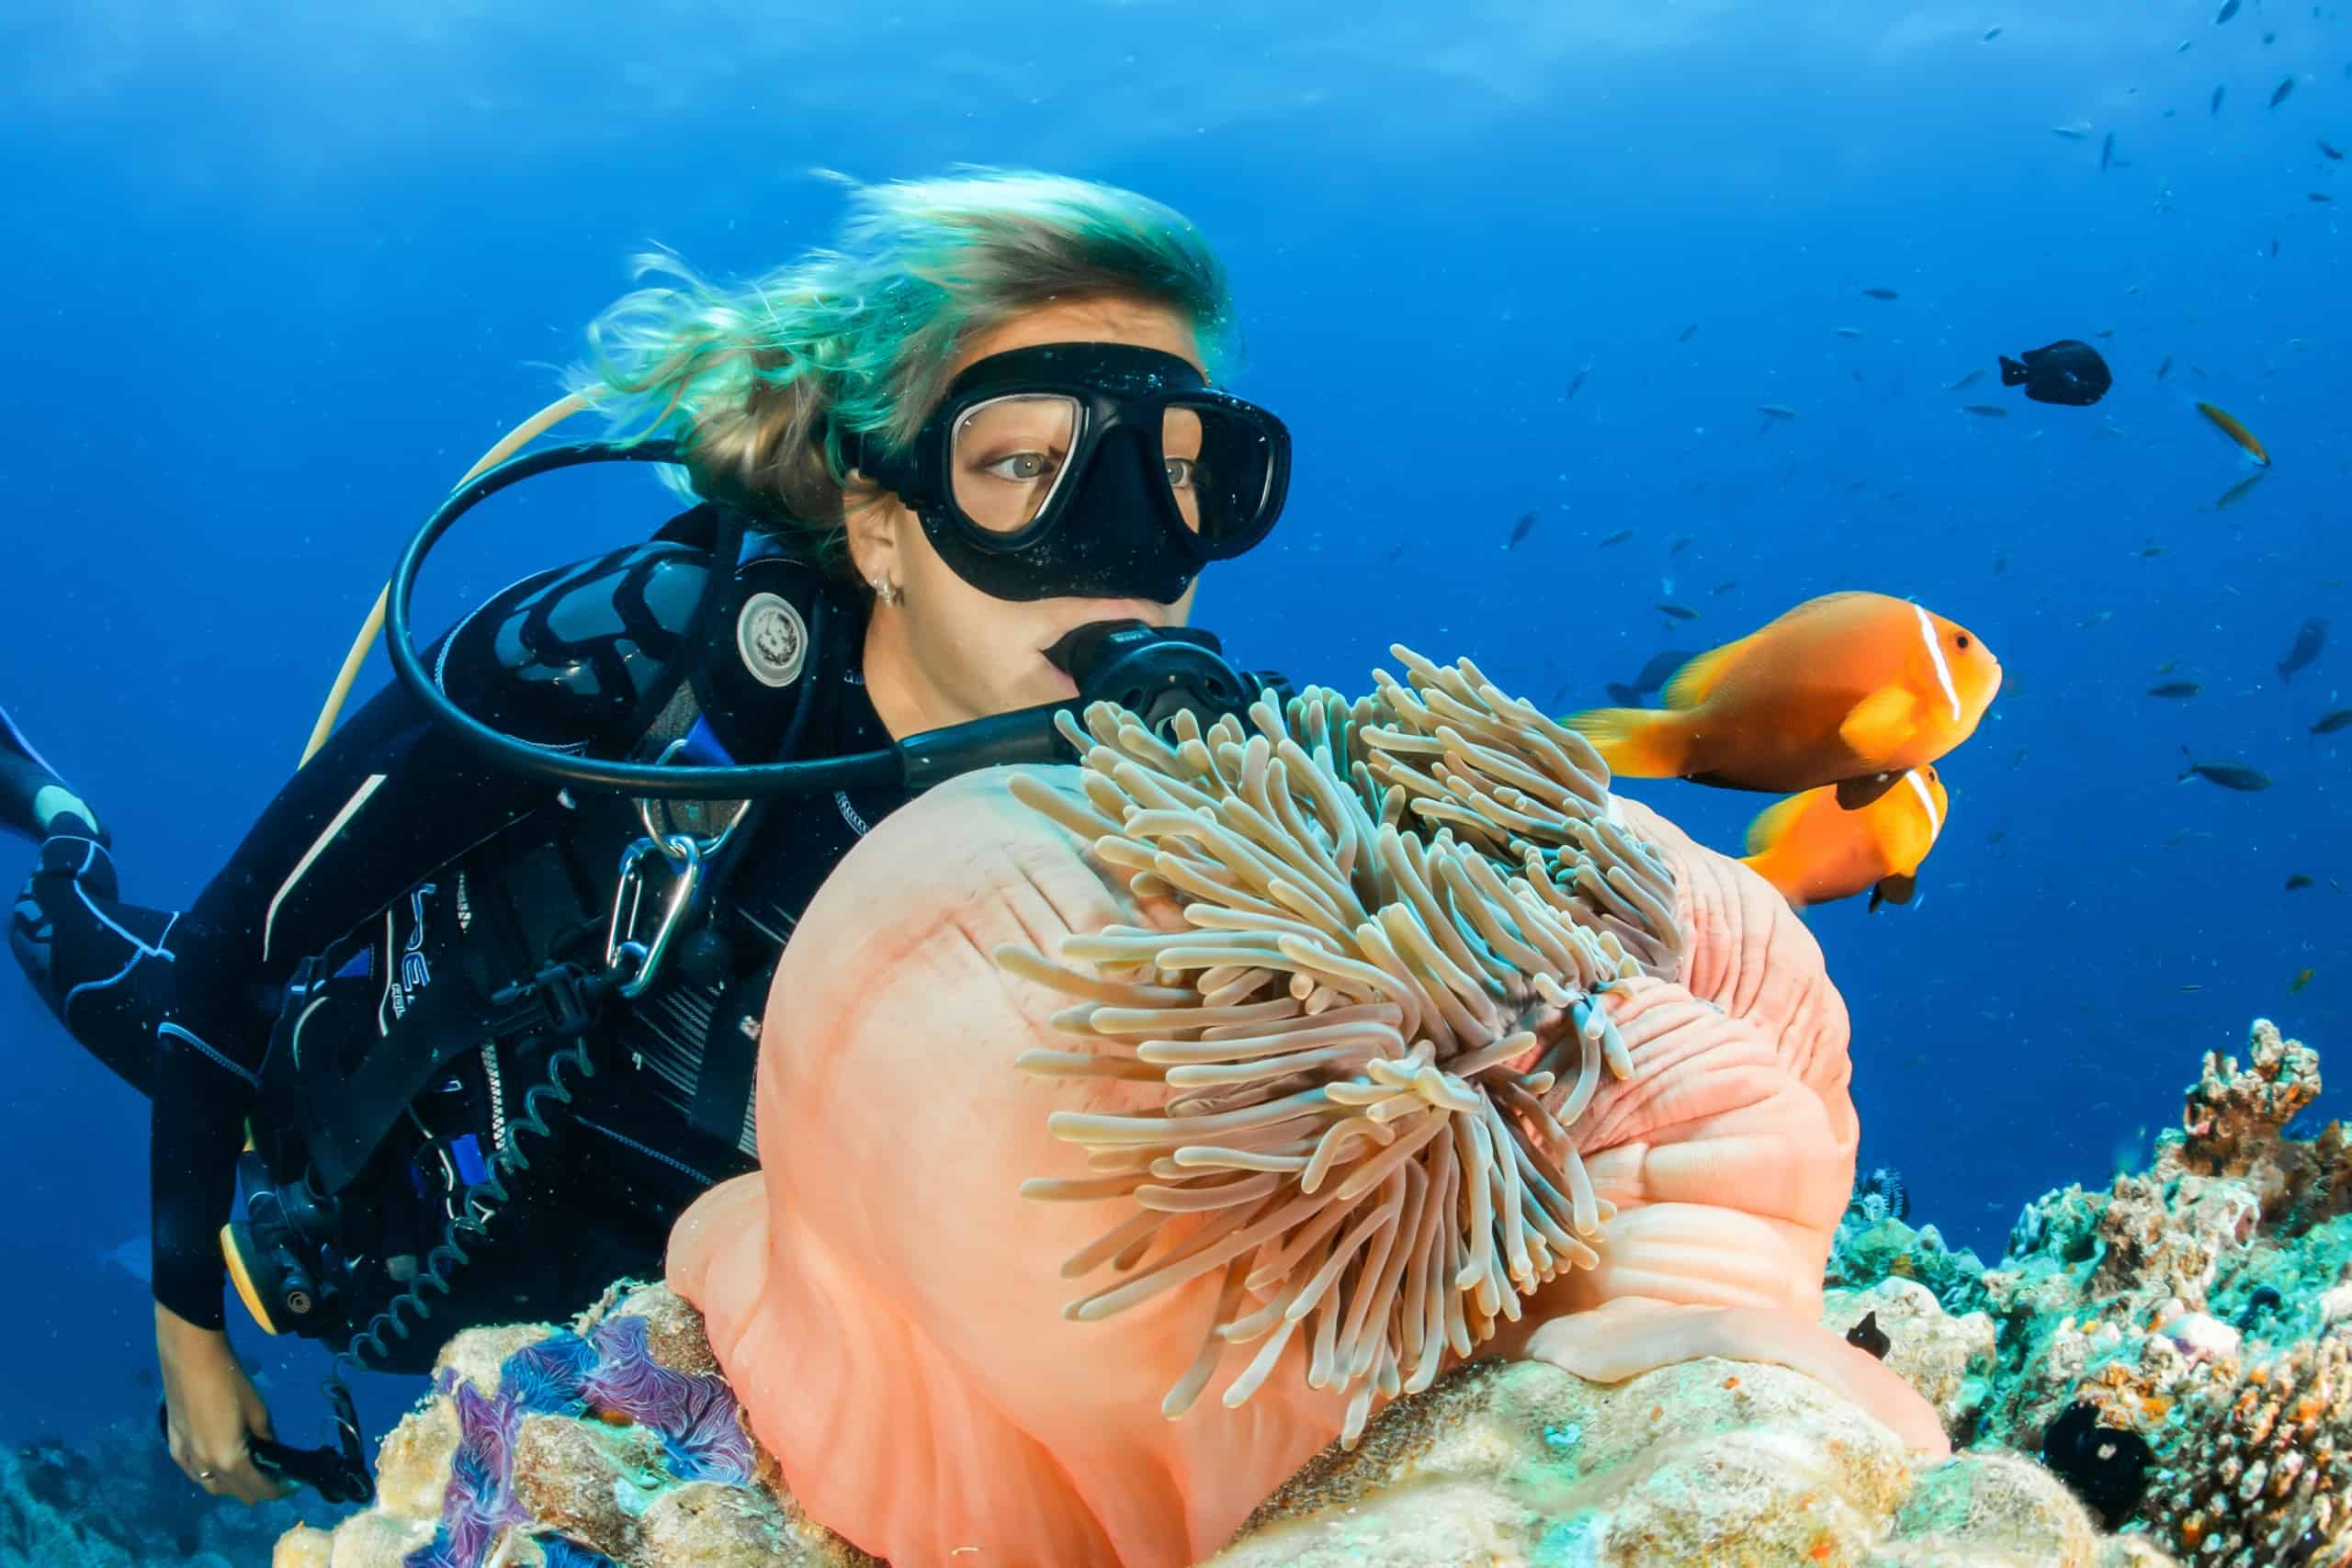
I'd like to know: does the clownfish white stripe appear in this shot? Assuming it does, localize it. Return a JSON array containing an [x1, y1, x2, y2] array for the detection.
[[1902, 768, 1944, 841], [1912, 603, 1962, 722]]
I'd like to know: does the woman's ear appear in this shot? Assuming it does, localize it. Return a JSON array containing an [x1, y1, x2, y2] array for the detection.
[[842, 482, 903, 587]]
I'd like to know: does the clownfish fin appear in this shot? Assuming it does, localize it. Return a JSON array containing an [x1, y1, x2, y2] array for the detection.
[[1659, 640, 1747, 709], [1561, 707, 1689, 777], [1868, 872, 1918, 913], [1742, 792, 1814, 857], [1838, 685, 1920, 759], [1836, 773, 1902, 810]]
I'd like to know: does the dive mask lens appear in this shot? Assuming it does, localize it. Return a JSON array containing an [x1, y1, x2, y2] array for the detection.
[[946, 389, 1283, 552], [950, 393, 1080, 536]]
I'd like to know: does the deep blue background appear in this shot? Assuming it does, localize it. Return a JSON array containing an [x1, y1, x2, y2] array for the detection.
[[2, 0, 2344, 1459]]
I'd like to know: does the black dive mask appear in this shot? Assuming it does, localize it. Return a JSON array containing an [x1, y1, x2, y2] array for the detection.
[[848, 341, 1291, 604]]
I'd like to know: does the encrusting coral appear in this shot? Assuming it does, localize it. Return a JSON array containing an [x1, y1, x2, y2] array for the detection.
[[993, 649, 1686, 1443]]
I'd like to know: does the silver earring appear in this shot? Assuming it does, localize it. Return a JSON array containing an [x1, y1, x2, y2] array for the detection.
[[871, 575, 900, 606]]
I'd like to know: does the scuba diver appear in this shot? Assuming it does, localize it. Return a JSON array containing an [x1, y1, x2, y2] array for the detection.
[[2, 169, 1292, 1507]]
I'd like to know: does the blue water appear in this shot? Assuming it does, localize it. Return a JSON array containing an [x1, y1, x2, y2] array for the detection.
[[1, 0, 2344, 1495]]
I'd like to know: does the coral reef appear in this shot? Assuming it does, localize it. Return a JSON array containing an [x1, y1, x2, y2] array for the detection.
[[1833, 1019, 2352, 1567], [1, 1414, 311, 1567]]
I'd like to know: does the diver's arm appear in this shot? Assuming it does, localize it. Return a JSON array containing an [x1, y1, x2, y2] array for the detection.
[[143, 533, 723, 1329]]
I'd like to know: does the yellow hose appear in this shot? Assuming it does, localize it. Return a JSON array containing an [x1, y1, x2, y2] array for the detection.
[[300, 392, 596, 765]]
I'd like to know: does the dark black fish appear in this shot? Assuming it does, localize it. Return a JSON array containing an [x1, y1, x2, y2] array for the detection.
[[2323, 140, 2346, 161], [2155, 355, 2173, 379], [2215, 0, 2240, 21], [2042, 1404, 2152, 1532], [1961, 404, 2010, 417], [1566, 367, 1589, 400], [2211, 84, 2227, 116], [1862, 287, 1899, 300], [1999, 339, 2112, 407], [2280, 618, 2328, 682], [1508, 511, 1537, 548], [1602, 647, 1697, 707], [1600, 527, 1634, 547], [2147, 680, 2202, 698], [2100, 131, 2116, 172], [2178, 749, 2274, 791], [1668, 535, 1691, 557], [1655, 603, 1700, 621], [1844, 1312, 1892, 1359], [2271, 77, 2297, 109], [1677, 322, 1699, 343], [2312, 708, 2352, 734], [2287, 874, 2317, 890], [1631, 648, 1694, 691], [2312, 192, 2337, 204]]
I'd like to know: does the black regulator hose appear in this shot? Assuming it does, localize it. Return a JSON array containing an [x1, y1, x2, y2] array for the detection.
[[384, 441, 1282, 801]]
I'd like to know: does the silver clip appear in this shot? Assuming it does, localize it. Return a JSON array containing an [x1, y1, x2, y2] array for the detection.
[[605, 832, 705, 999]]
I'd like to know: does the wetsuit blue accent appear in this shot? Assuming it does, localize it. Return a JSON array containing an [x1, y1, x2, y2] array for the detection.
[[8, 506, 911, 1337]]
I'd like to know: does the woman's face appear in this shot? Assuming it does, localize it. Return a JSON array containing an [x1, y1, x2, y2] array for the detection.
[[845, 296, 1204, 738]]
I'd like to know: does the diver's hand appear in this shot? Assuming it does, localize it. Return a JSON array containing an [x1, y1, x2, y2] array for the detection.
[[154, 1303, 294, 1505]]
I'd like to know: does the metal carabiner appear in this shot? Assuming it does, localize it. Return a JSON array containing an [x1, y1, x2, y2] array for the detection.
[[605, 832, 706, 998]]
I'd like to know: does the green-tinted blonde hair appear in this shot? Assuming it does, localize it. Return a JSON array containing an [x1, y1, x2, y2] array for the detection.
[[570, 167, 1241, 574]]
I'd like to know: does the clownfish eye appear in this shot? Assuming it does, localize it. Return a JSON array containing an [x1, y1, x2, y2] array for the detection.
[[1955, 633, 1972, 649]]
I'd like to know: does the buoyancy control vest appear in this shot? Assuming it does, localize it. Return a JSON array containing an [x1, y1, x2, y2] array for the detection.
[[229, 528, 893, 1348]]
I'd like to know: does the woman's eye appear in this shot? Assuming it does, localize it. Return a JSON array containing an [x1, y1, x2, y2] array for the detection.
[[1164, 456, 1197, 489], [982, 451, 1056, 481]]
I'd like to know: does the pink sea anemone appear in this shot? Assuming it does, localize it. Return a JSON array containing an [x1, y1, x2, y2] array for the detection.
[[668, 649, 1943, 1566]]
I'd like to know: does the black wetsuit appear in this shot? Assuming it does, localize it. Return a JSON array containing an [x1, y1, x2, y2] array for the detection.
[[7, 504, 910, 1360]]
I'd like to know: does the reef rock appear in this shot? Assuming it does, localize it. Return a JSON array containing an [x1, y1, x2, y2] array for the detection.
[[1207, 1354, 2155, 1568]]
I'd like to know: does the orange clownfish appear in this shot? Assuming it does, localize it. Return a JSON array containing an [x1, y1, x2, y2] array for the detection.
[[1563, 591, 2002, 807], [1738, 766, 1949, 912]]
